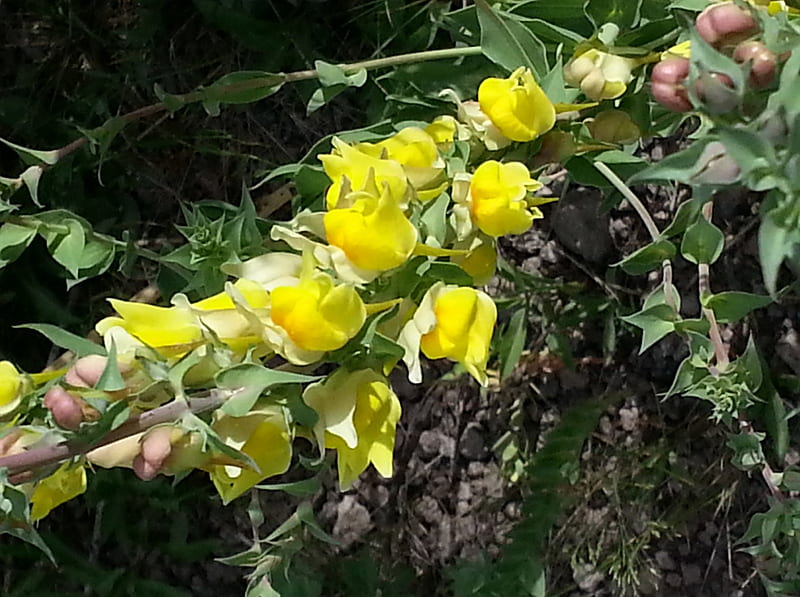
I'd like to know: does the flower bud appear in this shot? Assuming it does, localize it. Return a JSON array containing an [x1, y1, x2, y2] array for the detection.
[[691, 141, 741, 185], [695, 2, 758, 48], [693, 72, 738, 113], [733, 41, 777, 88], [651, 58, 692, 112], [531, 131, 577, 168], [44, 386, 84, 430], [132, 427, 173, 481], [587, 110, 641, 144]]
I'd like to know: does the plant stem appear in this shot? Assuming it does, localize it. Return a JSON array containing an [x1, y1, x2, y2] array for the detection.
[[593, 161, 676, 310], [697, 202, 729, 369], [0, 393, 226, 481], [35, 45, 483, 166]]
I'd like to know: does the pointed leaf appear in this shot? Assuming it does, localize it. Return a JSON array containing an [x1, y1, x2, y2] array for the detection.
[[16, 323, 105, 357], [476, 0, 547, 78]]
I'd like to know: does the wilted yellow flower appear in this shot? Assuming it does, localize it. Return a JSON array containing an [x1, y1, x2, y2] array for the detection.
[[564, 49, 638, 101], [454, 160, 543, 237], [270, 270, 366, 353], [399, 283, 497, 386], [30, 462, 87, 521], [304, 368, 401, 489], [209, 407, 292, 503], [319, 137, 408, 209], [324, 185, 418, 272], [478, 67, 556, 142], [451, 235, 497, 286], [0, 361, 23, 418]]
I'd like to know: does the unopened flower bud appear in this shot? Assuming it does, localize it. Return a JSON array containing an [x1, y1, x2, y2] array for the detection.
[[691, 141, 741, 185], [587, 110, 641, 144], [733, 41, 777, 88], [531, 131, 577, 168], [44, 386, 84, 430], [695, 2, 759, 48], [651, 58, 692, 112], [133, 427, 174, 481]]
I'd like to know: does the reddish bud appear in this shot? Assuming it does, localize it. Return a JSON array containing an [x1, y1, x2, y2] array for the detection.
[[733, 41, 777, 88], [65, 355, 133, 389], [695, 2, 758, 48], [133, 427, 174, 481], [651, 59, 692, 111], [44, 386, 84, 430]]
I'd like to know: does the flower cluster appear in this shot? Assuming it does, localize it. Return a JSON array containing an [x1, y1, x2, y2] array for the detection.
[[0, 66, 579, 520]]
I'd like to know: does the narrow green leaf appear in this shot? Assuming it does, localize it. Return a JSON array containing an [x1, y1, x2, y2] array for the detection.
[[95, 340, 126, 392], [256, 477, 322, 497], [681, 216, 724, 265], [500, 308, 528, 379], [0, 137, 59, 166], [584, 0, 642, 28], [476, 0, 547, 78], [16, 323, 105, 357], [661, 199, 701, 238], [759, 211, 792, 296]]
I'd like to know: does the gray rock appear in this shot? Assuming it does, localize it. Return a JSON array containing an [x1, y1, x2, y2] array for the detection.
[[418, 429, 456, 460], [551, 189, 613, 264], [655, 550, 677, 571], [459, 424, 486, 460], [332, 495, 372, 549], [681, 562, 702, 586]]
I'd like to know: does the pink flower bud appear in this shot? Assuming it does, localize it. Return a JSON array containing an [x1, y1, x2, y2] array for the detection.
[[695, 2, 758, 48], [651, 59, 692, 112], [733, 41, 777, 88], [133, 427, 173, 481], [44, 386, 84, 430], [65, 355, 133, 389]]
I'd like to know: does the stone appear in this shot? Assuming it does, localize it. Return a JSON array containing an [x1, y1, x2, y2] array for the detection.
[[332, 495, 372, 549], [458, 424, 486, 460], [655, 550, 677, 571], [551, 189, 613, 264]]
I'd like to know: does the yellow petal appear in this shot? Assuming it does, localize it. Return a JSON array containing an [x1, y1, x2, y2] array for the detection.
[[30, 463, 87, 521], [0, 361, 22, 409], [103, 300, 200, 348], [478, 68, 556, 142]]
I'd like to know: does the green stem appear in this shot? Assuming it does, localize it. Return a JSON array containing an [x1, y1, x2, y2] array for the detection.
[[593, 161, 676, 311]]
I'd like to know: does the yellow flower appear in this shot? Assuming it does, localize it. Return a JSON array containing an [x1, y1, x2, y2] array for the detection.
[[96, 301, 200, 354], [455, 160, 543, 237], [749, 0, 799, 14], [324, 184, 418, 272], [30, 462, 87, 521], [478, 67, 556, 142], [399, 283, 497, 386], [209, 407, 292, 504], [0, 361, 22, 417], [425, 116, 458, 150], [661, 40, 692, 60], [270, 270, 366, 353], [564, 49, 638, 101], [319, 137, 408, 209], [303, 369, 401, 489]]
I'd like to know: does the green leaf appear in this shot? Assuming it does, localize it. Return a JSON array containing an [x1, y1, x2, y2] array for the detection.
[[42, 218, 87, 278], [703, 292, 772, 323], [759, 367, 788, 462], [628, 138, 715, 184], [584, 0, 642, 28], [201, 71, 284, 116], [256, 477, 322, 497], [16, 323, 105, 357], [94, 340, 126, 392], [153, 83, 187, 112], [0, 137, 60, 166], [216, 363, 319, 417], [0, 222, 37, 267], [681, 216, 724, 265], [759, 210, 794, 296], [726, 431, 765, 471], [19, 166, 43, 207], [614, 238, 675, 275], [0, 476, 56, 564], [621, 304, 676, 353], [168, 350, 207, 400], [661, 199, 701, 238], [476, 0, 547, 78], [499, 308, 528, 379]]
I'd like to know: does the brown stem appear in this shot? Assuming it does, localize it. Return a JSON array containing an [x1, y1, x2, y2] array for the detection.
[[0, 393, 226, 480]]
